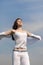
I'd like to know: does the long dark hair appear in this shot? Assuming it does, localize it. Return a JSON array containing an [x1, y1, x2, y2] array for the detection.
[[12, 18, 22, 40]]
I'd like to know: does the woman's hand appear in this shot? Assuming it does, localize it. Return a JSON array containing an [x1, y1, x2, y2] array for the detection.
[[31, 34, 41, 40]]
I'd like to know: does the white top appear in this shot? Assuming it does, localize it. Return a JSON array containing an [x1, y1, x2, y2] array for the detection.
[[13, 31, 27, 50]]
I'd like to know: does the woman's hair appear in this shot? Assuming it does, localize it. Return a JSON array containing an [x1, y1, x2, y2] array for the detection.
[[12, 18, 22, 40]]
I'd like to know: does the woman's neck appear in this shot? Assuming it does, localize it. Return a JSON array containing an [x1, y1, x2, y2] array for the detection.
[[17, 27, 22, 30]]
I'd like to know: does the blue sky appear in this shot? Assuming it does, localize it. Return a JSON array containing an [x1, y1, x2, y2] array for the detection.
[[0, 0, 43, 65]]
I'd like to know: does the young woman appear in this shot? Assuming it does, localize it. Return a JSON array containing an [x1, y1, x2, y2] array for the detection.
[[0, 18, 41, 65]]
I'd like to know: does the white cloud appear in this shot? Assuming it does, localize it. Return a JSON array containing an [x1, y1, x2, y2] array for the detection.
[[0, 54, 12, 65], [29, 46, 43, 65], [23, 21, 43, 32], [23, 12, 43, 32]]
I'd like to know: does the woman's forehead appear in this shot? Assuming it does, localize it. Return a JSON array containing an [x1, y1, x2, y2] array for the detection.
[[17, 19, 22, 22]]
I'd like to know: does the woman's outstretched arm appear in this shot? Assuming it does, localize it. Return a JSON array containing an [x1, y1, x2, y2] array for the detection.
[[27, 31, 41, 40], [0, 29, 15, 39]]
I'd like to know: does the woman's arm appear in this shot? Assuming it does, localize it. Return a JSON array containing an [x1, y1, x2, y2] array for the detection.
[[27, 31, 41, 40], [0, 29, 12, 35], [0, 29, 15, 39]]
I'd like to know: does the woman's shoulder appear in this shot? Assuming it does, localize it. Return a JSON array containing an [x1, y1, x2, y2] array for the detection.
[[23, 29, 31, 35], [11, 29, 16, 33]]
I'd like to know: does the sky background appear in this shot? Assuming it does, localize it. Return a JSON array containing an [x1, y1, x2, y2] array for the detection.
[[0, 0, 43, 65]]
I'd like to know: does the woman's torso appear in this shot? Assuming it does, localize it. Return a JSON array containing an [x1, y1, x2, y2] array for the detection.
[[13, 30, 27, 51]]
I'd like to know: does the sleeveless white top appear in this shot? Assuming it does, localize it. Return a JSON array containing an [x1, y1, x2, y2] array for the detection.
[[13, 31, 27, 50]]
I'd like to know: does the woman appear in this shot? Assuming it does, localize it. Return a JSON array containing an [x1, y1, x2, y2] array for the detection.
[[0, 18, 41, 65]]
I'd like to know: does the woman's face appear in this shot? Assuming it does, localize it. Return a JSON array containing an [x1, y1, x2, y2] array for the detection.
[[17, 19, 23, 27]]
